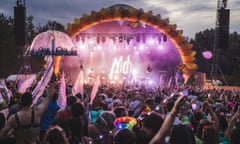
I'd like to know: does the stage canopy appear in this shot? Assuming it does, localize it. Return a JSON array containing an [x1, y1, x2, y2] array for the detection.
[[53, 4, 198, 85]]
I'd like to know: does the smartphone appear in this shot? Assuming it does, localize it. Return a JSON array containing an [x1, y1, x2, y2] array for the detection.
[[163, 99, 168, 104], [180, 89, 188, 97], [191, 103, 199, 111], [208, 93, 211, 98], [182, 89, 189, 96]]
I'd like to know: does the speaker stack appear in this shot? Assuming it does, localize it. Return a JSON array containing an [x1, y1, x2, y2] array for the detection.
[[14, 5, 26, 46], [217, 8, 230, 50]]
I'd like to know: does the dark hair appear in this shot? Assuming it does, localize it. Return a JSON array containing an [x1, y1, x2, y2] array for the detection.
[[113, 107, 126, 118], [67, 96, 77, 106], [196, 120, 212, 139], [139, 112, 164, 134], [218, 115, 228, 132], [169, 125, 196, 144], [144, 98, 156, 110], [52, 93, 59, 101], [202, 125, 219, 144], [71, 102, 85, 117], [21, 92, 33, 106], [45, 126, 66, 144], [166, 101, 174, 112], [231, 128, 240, 144], [68, 117, 83, 143], [114, 128, 135, 144], [75, 93, 82, 99], [194, 111, 204, 122]]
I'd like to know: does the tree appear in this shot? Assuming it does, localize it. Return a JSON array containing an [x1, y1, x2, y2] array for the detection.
[[191, 29, 240, 85], [26, 15, 36, 44], [0, 13, 17, 77], [0, 14, 66, 77], [35, 20, 65, 34]]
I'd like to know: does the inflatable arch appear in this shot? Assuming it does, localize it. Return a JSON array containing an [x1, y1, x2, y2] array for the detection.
[[56, 4, 198, 81]]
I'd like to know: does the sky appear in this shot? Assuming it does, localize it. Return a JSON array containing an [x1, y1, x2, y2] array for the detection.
[[0, 0, 239, 38]]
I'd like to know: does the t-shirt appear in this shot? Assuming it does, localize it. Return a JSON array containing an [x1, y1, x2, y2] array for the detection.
[[220, 136, 230, 144], [40, 101, 60, 131]]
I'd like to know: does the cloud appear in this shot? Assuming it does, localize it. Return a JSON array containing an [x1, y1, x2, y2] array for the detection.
[[0, 0, 239, 38]]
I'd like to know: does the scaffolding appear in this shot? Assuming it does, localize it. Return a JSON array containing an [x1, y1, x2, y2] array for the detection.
[[210, 0, 229, 85]]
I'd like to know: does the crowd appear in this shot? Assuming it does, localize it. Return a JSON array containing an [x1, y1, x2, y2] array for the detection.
[[0, 75, 240, 144]]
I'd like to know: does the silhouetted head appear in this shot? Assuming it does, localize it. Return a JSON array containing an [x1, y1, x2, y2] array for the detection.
[[67, 96, 77, 106], [71, 102, 85, 117], [138, 112, 164, 137], [202, 125, 219, 144], [21, 92, 33, 107], [114, 128, 135, 144], [169, 125, 196, 144], [44, 125, 68, 144], [51, 93, 59, 101]]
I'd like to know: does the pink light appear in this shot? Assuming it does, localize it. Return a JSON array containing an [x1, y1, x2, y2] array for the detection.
[[79, 44, 86, 49], [139, 45, 145, 50], [158, 45, 163, 49], [132, 69, 138, 77], [148, 80, 153, 85], [202, 51, 212, 59], [148, 39, 155, 45], [89, 40, 94, 44], [96, 45, 102, 50]]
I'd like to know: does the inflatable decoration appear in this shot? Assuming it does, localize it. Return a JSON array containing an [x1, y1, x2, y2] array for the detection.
[[114, 116, 137, 129], [29, 30, 76, 56]]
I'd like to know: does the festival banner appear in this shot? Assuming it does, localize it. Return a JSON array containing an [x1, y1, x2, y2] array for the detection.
[[58, 72, 66, 110], [90, 75, 101, 105], [72, 69, 84, 98], [18, 74, 36, 94], [32, 56, 53, 106]]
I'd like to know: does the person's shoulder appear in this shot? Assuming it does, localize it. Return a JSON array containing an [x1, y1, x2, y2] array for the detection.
[[88, 124, 99, 137], [88, 123, 96, 129], [57, 110, 71, 120], [57, 110, 67, 114], [82, 136, 93, 144], [7, 113, 16, 122]]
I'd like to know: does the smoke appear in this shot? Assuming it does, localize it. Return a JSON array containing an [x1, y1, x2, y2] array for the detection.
[[60, 21, 182, 85]]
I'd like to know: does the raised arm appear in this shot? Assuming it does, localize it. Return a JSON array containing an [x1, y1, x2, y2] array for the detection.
[[205, 102, 219, 128], [36, 74, 57, 115], [225, 105, 240, 140], [149, 95, 186, 144]]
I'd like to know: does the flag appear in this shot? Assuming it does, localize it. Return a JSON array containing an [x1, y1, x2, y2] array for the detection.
[[159, 74, 163, 88], [90, 75, 100, 105], [58, 72, 66, 110], [168, 77, 172, 88], [72, 69, 84, 98], [18, 74, 36, 94], [32, 56, 53, 106]]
